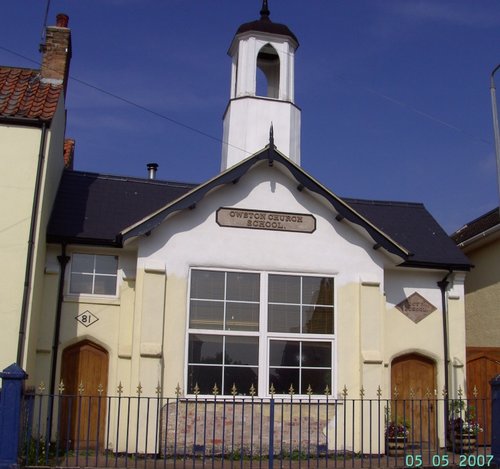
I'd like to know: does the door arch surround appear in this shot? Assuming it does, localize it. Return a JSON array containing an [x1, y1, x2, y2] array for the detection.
[[60, 339, 109, 449], [390, 352, 437, 447]]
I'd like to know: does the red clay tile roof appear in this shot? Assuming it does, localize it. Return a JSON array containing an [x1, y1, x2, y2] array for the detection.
[[0, 66, 63, 121]]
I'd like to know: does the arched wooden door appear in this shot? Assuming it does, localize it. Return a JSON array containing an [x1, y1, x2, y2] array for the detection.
[[466, 347, 500, 445], [391, 353, 437, 447], [60, 340, 108, 449]]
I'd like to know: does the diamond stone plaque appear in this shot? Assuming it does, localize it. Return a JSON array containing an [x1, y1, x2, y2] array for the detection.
[[396, 292, 436, 323], [76, 310, 99, 327]]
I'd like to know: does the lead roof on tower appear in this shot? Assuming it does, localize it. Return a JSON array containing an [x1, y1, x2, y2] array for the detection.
[[235, 0, 299, 47]]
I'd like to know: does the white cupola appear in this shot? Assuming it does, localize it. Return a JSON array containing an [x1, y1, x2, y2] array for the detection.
[[221, 0, 301, 171]]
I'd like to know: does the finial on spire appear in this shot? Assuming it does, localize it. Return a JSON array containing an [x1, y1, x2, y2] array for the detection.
[[260, 0, 270, 18], [268, 123, 275, 166]]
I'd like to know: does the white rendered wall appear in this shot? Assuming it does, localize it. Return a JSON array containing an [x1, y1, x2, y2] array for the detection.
[[137, 163, 388, 398], [0, 124, 41, 373], [384, 269, 466, 397], [24, 98, 66, 378], [222, 97, 301, 169]]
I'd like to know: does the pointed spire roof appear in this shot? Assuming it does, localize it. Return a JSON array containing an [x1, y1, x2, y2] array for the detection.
[[235, 0, 299, 47]]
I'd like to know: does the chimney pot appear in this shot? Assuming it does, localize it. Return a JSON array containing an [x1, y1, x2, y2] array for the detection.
[[56, 13, 69, 28], [147, 163, 159, 180]]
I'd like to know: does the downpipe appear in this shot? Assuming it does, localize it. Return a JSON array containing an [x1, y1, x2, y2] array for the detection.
[[17, 122, 48, 365], [438, 271, 452, 443]]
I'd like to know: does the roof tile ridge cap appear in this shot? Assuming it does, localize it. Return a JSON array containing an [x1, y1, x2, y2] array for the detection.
[[64, 169, 102, 177], [123, 177, 198, 187], [0, 65, 39, 73], [67, 170, 197, 187], [463, 207, 500, 226], [342, 197, 425, 207]]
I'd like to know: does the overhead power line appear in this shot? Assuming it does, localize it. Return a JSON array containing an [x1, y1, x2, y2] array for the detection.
[[0, 45, 250, 156], [0, 45, 492, 149]]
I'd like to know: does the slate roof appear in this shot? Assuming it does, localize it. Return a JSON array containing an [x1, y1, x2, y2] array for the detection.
[[345, 199, 471, 270], [451, 207, 500, 245], [48, 161, 470, 271], [0, 66, 63, 121], [47, 171, 196, 245]]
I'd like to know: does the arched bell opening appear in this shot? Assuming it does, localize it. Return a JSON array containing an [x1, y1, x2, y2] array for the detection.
[[256, 43, 280, 98]]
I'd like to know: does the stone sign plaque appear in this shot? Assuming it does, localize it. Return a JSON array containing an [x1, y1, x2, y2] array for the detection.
[[216, 207, 316, 233], [396, 292, 436, 324]]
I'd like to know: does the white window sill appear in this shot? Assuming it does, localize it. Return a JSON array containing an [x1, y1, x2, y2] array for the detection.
[[64, 294, 121, 306]]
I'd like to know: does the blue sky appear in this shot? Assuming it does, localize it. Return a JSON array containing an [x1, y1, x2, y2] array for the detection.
[[2, 1, 500, 233]]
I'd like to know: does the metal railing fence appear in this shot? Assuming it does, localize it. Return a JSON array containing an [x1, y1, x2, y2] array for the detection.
[[20, 392, 492, 468]]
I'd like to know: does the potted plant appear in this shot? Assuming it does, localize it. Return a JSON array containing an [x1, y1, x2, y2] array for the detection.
[[385, 420, 410, 456], [448, 401, 482, 453]]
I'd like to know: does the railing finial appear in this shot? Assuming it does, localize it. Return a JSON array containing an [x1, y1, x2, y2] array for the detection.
[[58, 379, 65, 394]]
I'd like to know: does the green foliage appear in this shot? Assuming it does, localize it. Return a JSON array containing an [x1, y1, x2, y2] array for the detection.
[[23, 435, 73, 465]]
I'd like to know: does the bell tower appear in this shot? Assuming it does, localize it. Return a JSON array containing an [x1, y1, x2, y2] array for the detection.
[[221, 1, 301, 170]]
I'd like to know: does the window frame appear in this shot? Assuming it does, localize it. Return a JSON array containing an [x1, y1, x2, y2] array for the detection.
[[68, 253, 119, 297], [186, 267, 336, 399]]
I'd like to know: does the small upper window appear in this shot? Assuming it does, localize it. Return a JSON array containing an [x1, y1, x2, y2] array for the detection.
[[70, 254, 118, 295]]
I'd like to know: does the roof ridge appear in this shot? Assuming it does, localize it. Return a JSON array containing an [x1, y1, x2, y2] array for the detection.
[[65, 169, 198, 188], [456, 207, 499, 231], [342, 197, 425, 208], [0, 65, 39, 73]]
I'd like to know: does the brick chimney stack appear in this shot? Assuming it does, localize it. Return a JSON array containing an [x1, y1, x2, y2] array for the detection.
[[41, 13, 72, 94], [63, 138, 75, 170]]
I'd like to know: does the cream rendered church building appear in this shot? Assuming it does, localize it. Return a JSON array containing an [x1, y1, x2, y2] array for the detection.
[[1, 2, 471, 452]]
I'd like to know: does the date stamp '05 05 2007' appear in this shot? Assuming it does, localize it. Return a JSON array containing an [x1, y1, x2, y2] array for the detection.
[[405, 454, 494, 467]]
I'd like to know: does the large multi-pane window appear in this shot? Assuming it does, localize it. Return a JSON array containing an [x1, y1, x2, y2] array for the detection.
[[187, 269, 334, 396], [69, 254, 118, 296]]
